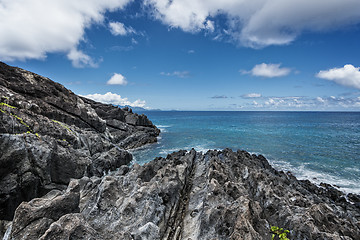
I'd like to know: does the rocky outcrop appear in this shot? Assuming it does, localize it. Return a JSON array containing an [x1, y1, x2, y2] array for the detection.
[[8, 149, 360, 239], [0, 62, 159, 221]]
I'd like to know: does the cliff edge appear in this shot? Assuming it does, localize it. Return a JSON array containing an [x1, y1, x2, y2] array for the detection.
[[0, 62, 160, 220]]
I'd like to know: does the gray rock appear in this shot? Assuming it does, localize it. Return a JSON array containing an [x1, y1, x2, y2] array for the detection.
[[9, 149, 360, 239], [39, 213, 100, 240], [0, 62, 159, 220], [0, 220, 12, 240], [10, 180, 80, 240]]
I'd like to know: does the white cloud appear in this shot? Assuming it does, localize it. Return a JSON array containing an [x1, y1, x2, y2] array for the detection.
[[160, 71, 190, 78], [0, 0, 131, 65], [242, 95, 360, 110], [67, 48, 99, 68], [242, 93, 262, 98], [131, 38, 138, 45], [316, 97, 325, 103], [82, 92, 146, 107], [204, 20, 215, 32], [262, 96, 306, 108], [107, 73, 128, 85], [244, 63, 291, 78], [144, 0, 360, 48], [316, 64, 360, 89], [109, 21, 136, 36]]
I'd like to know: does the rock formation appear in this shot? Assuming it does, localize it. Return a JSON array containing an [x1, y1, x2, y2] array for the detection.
[[0, 62, 159, 221], [1, 62, 360, 239], [6, 149, 360, 240]]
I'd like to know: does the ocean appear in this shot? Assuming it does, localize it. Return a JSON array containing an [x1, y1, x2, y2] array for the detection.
[[131, 111, 360, 194]]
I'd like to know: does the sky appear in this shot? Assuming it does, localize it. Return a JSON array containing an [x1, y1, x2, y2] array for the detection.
[[1, 0, 360, 111]]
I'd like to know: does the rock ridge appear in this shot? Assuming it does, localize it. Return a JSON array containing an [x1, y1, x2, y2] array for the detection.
[[0, 62, 160, 221], [5, 149, 360, 240]]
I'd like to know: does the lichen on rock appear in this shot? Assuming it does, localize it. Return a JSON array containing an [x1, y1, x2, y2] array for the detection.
[[0, 62, 159, 221]]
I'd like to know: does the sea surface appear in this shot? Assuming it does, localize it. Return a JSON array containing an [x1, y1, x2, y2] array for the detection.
[[130, 111, 360, 194]]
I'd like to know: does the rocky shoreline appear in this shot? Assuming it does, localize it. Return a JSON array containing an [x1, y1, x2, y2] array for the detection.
[[0, 62, 159, 221], [2, 149, 360, 240], [1, 63, 360, 239]]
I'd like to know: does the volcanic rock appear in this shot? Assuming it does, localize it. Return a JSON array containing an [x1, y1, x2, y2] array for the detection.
[[8, 149, 360, 239], [0, 62, 159, 220]]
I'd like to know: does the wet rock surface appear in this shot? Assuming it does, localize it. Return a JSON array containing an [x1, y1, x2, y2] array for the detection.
[[8, 149, 360, 240], [0, 62, 159, 220]]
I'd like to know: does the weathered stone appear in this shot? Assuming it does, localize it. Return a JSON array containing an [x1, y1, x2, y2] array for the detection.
[[10, 180, 80, 240], [0, 61, 159, 220], [39, 213, 100, 240], [9, 149, 360, 239]]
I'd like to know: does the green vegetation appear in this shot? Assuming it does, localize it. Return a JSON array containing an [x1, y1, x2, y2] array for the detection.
[[0, 101, 40, 138], [271, 226, 290, 240], [0, 102, 16, 109], [51, 119, 75, 136]]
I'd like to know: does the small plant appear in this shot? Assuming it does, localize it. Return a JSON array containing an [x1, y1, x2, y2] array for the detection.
[[270, 226, 290, 240]]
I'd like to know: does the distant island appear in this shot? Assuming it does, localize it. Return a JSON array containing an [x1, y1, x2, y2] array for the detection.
[[117, 105, 163, 113]]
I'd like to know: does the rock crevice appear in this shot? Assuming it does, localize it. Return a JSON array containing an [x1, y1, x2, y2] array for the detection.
[[6, 149, 360, 240], [0, 62, 159, 221]]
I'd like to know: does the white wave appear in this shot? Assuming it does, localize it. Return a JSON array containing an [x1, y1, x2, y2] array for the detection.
[[157, 125, 171, 132], [344, 167, 360, 173], [268, 159, 360, 194], [157, 125, 171, 128], [159, 147, 182, 155], [190, 145, 218, 153]]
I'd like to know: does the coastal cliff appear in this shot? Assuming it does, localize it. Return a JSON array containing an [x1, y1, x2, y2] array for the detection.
[[0, 62, 159, 221], [1, 63, 360, 240]]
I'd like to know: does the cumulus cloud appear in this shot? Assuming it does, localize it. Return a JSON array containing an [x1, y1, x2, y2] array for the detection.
[[160, 71, 190, 78], [242, 95, 360, 110], [144, 0, 360, 48], [242, 63, 291, 78], [107, 73, 128, 85], [204, 20, 215, 32], [0, 0, 131, 65], [316, 97, 326, 103], [82, 92, 146, 107], [241, 93, 262, 98], [316, 64, 360, 89], [109, 21, 136, 36], [67, 48, 100, 68]]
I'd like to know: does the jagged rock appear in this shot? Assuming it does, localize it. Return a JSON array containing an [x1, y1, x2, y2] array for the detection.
[[10, 180, 80, 240], [0, 62, 159, 220], [9, 149, 360, 239], [39, 213, 100, 240], [0, 220, 11, 240]]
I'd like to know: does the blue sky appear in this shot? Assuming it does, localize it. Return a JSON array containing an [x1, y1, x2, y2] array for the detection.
[[1, 0, 360, 111]]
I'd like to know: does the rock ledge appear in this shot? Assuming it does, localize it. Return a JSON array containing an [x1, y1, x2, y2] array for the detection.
[[0, 62, 159, 221], [6, 149, 360, 240]]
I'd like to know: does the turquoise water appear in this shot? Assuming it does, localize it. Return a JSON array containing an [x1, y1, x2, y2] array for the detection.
[[131, 111, 360, 194]]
